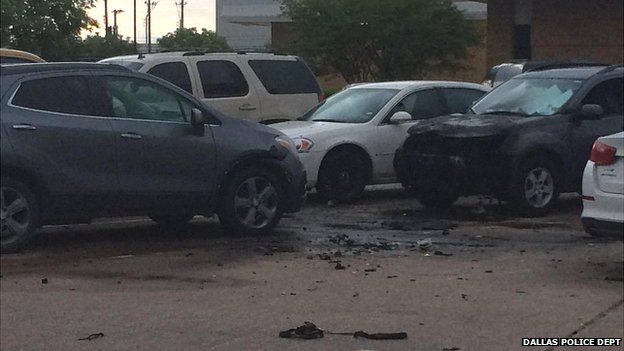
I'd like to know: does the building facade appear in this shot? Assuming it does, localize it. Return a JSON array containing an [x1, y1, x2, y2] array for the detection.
[[487, 0, 624, 67]]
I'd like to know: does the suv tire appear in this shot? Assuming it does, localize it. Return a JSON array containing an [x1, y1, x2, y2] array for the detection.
[[510, 156, 560, 217], [1, 177, 39, 253], [317, 150, 368, 202], [218, 167, 284, 235]]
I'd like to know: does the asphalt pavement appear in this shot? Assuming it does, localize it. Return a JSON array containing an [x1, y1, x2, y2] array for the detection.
[[1, 189, 622, 351]]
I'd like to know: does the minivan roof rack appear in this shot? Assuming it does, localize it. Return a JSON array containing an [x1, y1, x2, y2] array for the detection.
[[524, 60, 605, 72], [597, 64, 623, 74]]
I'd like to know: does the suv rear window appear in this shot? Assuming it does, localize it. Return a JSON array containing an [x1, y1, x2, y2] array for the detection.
[[11, 76, 93, 115], [147, 62, 193, 94], [196, 60, 249, 98], [248, 59, 320, 95]]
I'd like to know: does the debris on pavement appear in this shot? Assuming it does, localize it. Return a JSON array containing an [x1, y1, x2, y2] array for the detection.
[[335, 262, 347, 270], [279, 321, 324, 339], [442, 347, 460, 351], [434, 250, 453, 257], [78, 332, 105, 341], [280, 322, 408, 341], [41, 278, 48, 284], [417, 238, 433, 252]]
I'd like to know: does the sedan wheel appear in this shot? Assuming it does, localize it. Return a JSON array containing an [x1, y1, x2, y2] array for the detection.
[[511, 156, 560, 217]]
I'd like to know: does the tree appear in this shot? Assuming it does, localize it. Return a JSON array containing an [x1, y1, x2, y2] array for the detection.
[[74, 33, 136, 61], [1, 0, 98, 61], [282, 0, 480, 82], [158, 28, 230, 51]]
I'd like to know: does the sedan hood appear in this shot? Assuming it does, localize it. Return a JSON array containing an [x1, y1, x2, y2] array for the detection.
[[272, 120, 357, 138], [407, 114, 541, 138]]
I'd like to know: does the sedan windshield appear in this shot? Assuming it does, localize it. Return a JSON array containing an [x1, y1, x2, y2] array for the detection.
[[302, 88, 399, 123], [471, 78, 583, 116]]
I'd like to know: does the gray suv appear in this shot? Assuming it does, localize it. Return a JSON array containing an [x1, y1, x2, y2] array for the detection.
[[0, 63, 306, 253]]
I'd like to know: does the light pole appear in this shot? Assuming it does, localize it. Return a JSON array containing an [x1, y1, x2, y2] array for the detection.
[[112, 9, 124, 36], [176, 1, 187, 29], [104, 0, 110, 35]]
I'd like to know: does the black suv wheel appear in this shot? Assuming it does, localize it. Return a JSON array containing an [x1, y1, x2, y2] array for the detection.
[[1, 177, 39, 253], [510, 156, 560, 217]]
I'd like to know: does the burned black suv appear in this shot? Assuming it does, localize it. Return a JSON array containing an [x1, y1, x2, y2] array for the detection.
[[395, 65, 623, 216]]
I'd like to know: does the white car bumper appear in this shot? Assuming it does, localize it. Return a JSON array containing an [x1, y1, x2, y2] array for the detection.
[[297, 151, 325, 189], [581, 161, 624, 236]]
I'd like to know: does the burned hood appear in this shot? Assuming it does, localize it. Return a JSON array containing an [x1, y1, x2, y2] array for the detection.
[[407, 114, 527, 138]]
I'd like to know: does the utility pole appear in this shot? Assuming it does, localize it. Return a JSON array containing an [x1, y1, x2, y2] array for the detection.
[[176, 1, 187, 29], [147, 0, 151, 53], [104, 0, 109, 35], [134, 0, 137, 51], [112, 9, 124, 36]]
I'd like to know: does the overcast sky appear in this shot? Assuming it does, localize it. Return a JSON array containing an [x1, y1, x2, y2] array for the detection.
[[86, 0, 216, 42]]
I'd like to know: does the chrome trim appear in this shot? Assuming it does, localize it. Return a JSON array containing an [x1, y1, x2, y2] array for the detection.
[[12, 124, 37, 130]]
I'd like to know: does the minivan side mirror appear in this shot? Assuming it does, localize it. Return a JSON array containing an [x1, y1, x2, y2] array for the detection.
[[580, 104, 604, 119], [389, 111, 413, 123], [190, 108, 207, 126]]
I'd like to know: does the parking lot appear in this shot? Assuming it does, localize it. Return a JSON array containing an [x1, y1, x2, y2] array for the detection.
[[1, 188, 622, 351]]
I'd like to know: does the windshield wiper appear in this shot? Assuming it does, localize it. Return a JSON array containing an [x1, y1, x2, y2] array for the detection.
[[311, 119, 346, 123], [480, 110, 528, 117]]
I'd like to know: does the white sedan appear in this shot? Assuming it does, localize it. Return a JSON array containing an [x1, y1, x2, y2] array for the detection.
[[273, 81, 490, 201], [582, 131, 624, 237]]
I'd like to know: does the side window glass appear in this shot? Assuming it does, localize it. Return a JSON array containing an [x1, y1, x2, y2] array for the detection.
[[582, 78, 623, 114], [101, 76, 192, 122], [196, 60, 249, 98], [444, 88, 487, 114], [390, 89, 445, 121], [12, 76, 93, 115], [248, 60, 320, 94], [147, 62, 193, 94]]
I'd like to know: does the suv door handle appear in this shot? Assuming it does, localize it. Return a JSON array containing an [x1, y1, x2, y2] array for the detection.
[[120, 132, 142, 140], [12, 124, 37, 131], [239, 104, 257, 111]]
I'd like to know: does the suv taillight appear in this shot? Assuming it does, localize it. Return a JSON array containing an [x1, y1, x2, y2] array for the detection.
[[590, 140, 617, 165]]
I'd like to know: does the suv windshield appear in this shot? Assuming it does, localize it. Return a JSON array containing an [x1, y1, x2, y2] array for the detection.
[[471, 77, 583, 116], [301, 88, 399, 123]]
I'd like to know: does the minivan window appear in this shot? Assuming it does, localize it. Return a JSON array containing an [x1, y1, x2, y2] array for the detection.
[[196, 60, 249, 98], [11, 76, 93, 115], [147, 62, 193, 94], [101, 76, 192, 122], [249, 59, 320, 95], [443, 88, 487, 114]]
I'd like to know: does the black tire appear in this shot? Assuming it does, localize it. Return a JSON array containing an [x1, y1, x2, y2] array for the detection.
[[217, 167, 284, 235], [510, 156, 560, 217], [317, 150, 368, 202], [413, 187, 458, 209], [1, 177, 39, 254], [149, 213, 194, 230]]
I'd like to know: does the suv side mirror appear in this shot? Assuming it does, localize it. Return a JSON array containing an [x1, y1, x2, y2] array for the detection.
[[389, 111, 413, 123], [580, 104, 604, 119], [190, 108, 207, 126]]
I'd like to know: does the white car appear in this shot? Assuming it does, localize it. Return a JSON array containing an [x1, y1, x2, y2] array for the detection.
[[582, 132, 624, 237], [273, 81, 490, 200], [101, 52, 323, 123]]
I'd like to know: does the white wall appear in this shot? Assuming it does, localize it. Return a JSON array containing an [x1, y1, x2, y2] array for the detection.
[[216, 0, 285, 50]]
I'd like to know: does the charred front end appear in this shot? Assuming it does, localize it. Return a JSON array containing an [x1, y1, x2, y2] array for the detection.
[[395, 130, 509, 197]]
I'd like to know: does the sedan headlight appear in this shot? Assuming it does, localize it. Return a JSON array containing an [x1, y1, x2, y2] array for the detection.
[[293, 137, 314, 153], [275, 135, 298, 156]]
